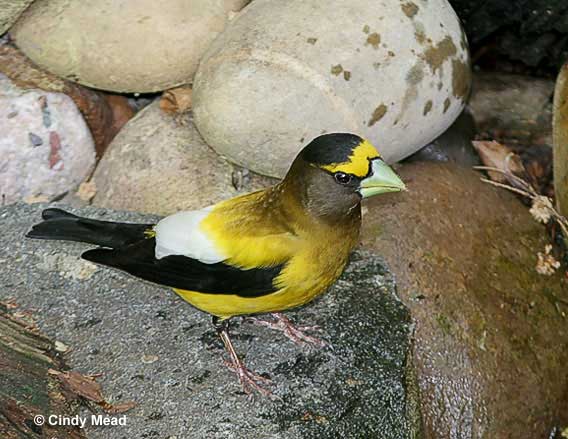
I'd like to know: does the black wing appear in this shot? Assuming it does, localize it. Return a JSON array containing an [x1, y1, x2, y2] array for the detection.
[[81, 238, 284, 298]]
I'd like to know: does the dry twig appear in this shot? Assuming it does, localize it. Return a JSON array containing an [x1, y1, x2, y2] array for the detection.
[[474, 166, 568, 238]]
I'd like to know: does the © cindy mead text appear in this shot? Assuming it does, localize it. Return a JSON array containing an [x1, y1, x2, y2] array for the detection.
[[35, 414, 128, 429]]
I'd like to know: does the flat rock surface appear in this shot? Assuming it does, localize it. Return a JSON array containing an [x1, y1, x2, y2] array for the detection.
[[0, 203, 419, 439]]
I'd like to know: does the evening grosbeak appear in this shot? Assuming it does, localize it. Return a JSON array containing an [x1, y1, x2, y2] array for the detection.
[[27, 132, 405, 395]]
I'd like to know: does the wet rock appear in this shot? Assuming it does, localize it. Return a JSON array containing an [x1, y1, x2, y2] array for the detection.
[[194, 0, 470, 177], [0, 73, 95, 204], [468, 72, 554, 147], [360, 161, 568, 438], [92, 100, 276, 215], [1, 203, 420, 439], [0, 0, 33, 35], [11, 0, 250, 93]]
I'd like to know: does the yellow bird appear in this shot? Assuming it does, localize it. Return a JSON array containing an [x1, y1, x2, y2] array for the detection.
[[27, 133, 405, 395]]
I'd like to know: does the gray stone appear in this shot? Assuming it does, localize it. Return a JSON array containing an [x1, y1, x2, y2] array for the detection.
[[91, 100, 275, 215], [468, 72, 554, 146], [0, 203, 420, 439]]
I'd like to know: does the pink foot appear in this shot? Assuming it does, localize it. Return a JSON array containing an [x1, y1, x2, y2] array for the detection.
[[247, 313, 327, 348], [215, 319, 275, 397], [224, 359, 273, 397]]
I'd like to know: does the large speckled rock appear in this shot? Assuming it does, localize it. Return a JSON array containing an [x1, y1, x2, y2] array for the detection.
[[92, 100, 275, 215], [360, 161, 568, 438], [194, 0, 471, 177], [11, 0, 250, 93], [1, 203, 421, 439], [0, 43, 134, 158], [0, 73, 95, 204]]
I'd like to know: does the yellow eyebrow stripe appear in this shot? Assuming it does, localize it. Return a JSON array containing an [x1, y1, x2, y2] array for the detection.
[[321, 140, 380, 177]]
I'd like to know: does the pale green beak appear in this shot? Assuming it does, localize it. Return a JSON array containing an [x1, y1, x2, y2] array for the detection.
[[359, 159, 406, 198]]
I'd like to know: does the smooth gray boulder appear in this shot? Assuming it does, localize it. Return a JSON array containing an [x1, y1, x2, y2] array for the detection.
[[0, 203, 420, 439], [91, 100, 276, 216]]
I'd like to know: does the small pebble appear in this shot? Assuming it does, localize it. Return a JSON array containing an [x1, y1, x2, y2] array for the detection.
[[29, 132, 43, 147], [141, 354, 159, 364], [55, 340, 69, 352]]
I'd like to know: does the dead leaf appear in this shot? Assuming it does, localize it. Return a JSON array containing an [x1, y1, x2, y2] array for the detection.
[[49, 370, 105, 403], [520, 144, 553, 196], [104, 94, 135, 143], [103, 401, 137, 414], [0, 298, 18, 310], [472, 140, 526, 184], [49, 369, 136, 413], [160, 86, 192, 114], [76, 181, 97, 202], [23, 194, 50, 204]]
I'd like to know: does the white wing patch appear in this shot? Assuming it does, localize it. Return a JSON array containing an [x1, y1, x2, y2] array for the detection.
[[154, 208, 226, 264]]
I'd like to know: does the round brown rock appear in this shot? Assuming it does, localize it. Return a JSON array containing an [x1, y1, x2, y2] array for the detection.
[[11, 0, 250, 93]]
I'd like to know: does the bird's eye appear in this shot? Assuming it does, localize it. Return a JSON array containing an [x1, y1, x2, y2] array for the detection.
[[334, 172, 352, 185]]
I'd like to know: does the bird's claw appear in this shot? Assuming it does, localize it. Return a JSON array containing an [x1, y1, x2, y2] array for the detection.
[[224, 360, 274, 396], [281, 324, 327, 348], [247, 313, 327, 348]]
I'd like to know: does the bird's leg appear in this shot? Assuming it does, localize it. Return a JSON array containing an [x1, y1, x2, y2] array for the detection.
[[212, 317, 273, 396], [246, 313, 326, 348]]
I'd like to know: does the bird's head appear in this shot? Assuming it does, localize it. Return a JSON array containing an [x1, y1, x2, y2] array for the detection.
[[284, 133, 405, 219]]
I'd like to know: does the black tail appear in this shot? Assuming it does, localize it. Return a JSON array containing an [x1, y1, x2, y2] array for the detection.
[[26, 208, 155, 249]]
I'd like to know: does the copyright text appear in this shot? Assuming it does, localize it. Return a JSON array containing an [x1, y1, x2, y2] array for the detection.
[[33, 414, 127, 429]]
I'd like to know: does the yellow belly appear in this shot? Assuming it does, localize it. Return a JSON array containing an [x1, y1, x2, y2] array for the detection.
[[173, 286, 320, 318], [173, 254, 347, 318]]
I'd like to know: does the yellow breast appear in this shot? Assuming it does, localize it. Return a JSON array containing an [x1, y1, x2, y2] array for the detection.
[[173, 185, 360, 319], [174, 222, 358, 318]]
